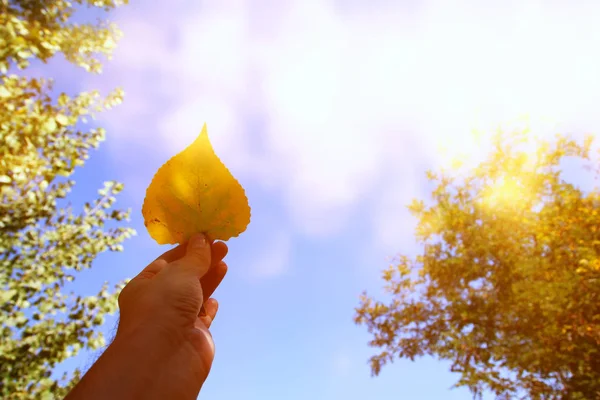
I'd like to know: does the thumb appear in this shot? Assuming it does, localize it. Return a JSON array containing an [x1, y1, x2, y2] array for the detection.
[[179, 233, 212, 278]]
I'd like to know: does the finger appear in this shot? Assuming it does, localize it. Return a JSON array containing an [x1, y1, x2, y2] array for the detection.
[[177, 233, 211, 278], [155, 244, 186, 264], [156, 240, 227, 265], [211, 241, 228, 264], [201, 261, 228, 302], [189, 321, 215, 368], [136, 259, 168, 279], [198, 298, 219, 329], [199, 261, 227, 317]]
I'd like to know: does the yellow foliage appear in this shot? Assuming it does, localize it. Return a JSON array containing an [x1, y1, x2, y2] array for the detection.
[[142, 124, 251, 244], [357, 125, 600, 398], [479, 176, 527, 209]]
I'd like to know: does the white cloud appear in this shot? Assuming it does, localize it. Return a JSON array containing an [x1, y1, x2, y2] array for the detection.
[[370, 169, 422, 256], [104, 0, 600, 243]]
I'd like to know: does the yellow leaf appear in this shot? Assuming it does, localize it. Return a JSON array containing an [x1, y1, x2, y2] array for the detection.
[[142, 124, 251, 244], [55, 114, 69, 126], [450, 157, 463, 169]]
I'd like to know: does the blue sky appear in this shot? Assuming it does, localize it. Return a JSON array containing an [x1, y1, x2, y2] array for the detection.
[[35, 0, 600, 399]]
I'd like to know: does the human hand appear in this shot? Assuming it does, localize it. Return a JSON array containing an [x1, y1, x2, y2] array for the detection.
[[117, 233, 228, 386], [65, 233, 228, 400]]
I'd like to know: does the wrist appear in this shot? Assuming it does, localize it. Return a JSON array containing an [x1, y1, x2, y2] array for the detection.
[[113, 323, 208, 385], [66, 325, 206, 400], [115, 320, 187, 351], [115, 324, 209, 396]]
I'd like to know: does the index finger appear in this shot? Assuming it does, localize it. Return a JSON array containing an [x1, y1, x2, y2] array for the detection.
[[154, 241, 228, 264], [154, 243, 186, 264]]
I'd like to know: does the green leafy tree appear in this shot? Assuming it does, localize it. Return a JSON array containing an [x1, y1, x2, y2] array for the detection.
[[0, 1, 135, 398], [355, 128, 600, 399]]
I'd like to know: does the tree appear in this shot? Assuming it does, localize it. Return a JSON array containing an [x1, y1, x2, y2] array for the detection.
[[355, 127, 600, 399], [0, 1, 135, 398]]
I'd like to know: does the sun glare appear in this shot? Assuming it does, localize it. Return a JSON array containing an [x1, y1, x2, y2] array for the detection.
[[479, 176, 527, 209]]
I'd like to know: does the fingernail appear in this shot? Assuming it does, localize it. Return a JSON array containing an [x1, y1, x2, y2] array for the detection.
[[190, 233, 207, 249]]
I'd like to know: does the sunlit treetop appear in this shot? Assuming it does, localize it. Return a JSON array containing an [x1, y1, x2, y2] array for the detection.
[[356, 126, 600, 400], [1, 0, 128, 73]]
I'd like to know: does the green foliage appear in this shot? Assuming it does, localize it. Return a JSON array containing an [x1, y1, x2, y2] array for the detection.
[[0, 0, 133, 398], [356, 128, 600, 399]]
